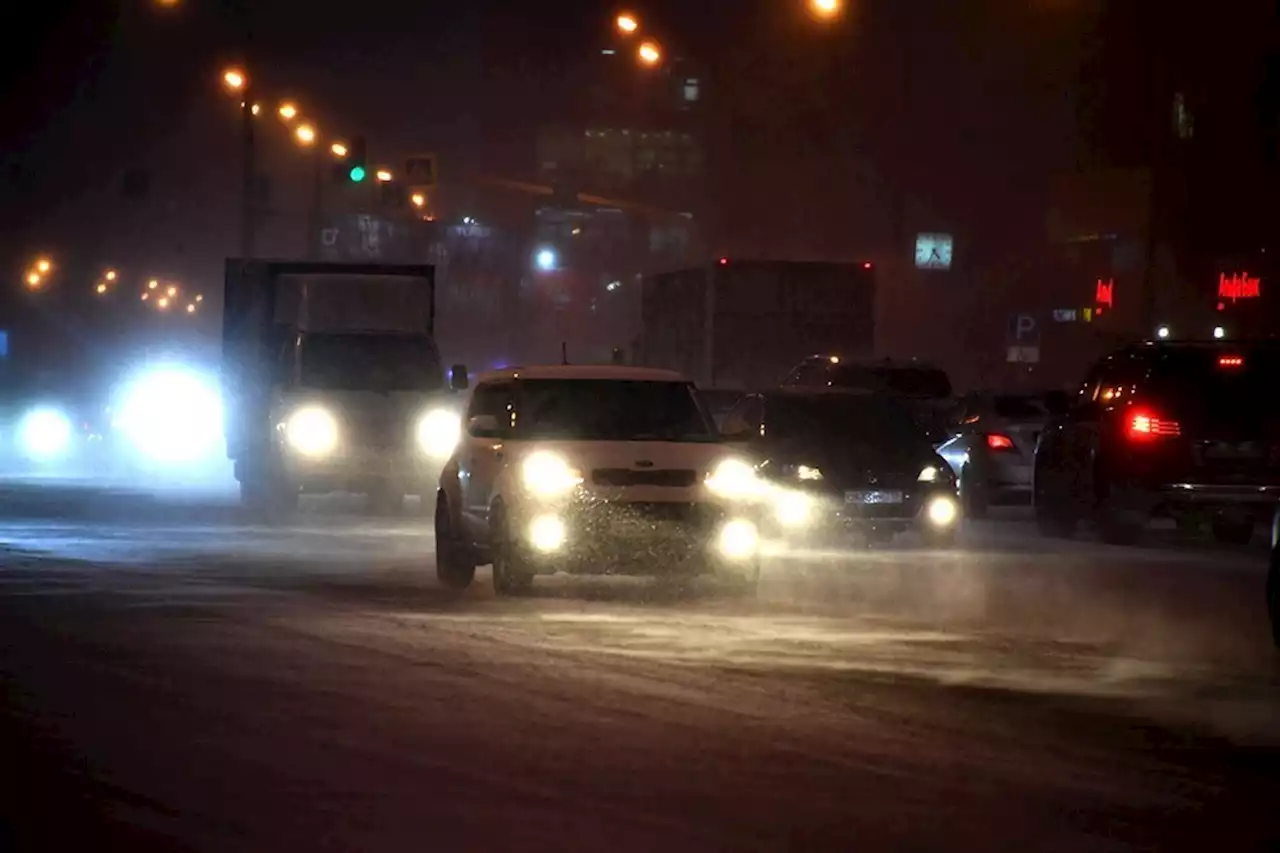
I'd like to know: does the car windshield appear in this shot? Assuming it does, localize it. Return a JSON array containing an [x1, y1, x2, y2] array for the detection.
[[298, 334, 443, 392], [516, 379, 717, 442], [829, 365, 953, 398], [991, 395, 1049, 420], [1143, 348, 1280, 418], [769, 395, 928, 447]]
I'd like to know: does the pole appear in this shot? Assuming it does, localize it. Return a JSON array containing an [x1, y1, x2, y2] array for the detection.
[[240, 92, 256, 259], [306, 150, 323, 260]]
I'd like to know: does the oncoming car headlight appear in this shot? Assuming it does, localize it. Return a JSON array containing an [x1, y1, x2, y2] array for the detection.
[[285, 407, 339, 458], [918, 465, 941, 483], [115, 367, 223, 463], [706, 458, 762, 498], [521, 451, 583, 498], [18, 408, 73, 460], [417, 408, 461, 460]]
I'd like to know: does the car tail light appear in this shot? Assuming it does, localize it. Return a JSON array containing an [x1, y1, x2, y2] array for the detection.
[[986, 433, 1015, 451], [1218, 355, 1244, 368], [1126, 409, 1181, 440]]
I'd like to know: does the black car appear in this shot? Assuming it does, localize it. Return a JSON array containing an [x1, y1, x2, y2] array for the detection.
[[1034, 341, 1280, 545], [720, 389, 961, 546], [782, 355, 955, 443]]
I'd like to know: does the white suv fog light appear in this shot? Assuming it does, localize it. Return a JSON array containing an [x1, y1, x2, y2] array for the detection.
[[718, 518, 760, 559], [528, 514, 567, 553]]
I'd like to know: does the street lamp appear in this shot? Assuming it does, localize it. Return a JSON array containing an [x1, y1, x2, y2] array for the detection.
[[24, 271, 41, 289], [186, 304, 197, 314], [330, 142, 348, 158], [295, 123, 316, 145], [104, 269, 117, 282], [35, 258, 52, 274], [222, 68, 247, 92], [166, 285, 178, 297], [638, 40, 662, 66], [616, 12, 639, 34], [157, 296, 170, 310], [535, 248, 558, 271], [375, 168, 393, 182], [807, 0, 842, 20], [148, 279, 159, 290], [278, 102, 298, 121], [96, 283, 108, 295], [410, 192, 426, 208]]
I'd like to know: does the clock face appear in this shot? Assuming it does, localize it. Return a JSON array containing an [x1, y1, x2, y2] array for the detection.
[[915, 234, 953, 270]]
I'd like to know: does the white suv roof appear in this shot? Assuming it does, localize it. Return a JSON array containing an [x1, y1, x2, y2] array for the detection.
[[475, 365, 688, 384]]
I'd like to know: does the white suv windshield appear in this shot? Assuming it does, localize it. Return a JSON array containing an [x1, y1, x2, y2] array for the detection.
[[515, 380, 717, 442]]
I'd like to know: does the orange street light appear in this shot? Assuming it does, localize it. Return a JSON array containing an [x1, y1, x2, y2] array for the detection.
[[186, 304, 197, 314], [157, 296, 170, 310], [410, 192, 426, 208], [141, 292, 150, 301], [166, 285, 178, 297], [195, 294, 204, 302], [807, 0, 842, 20], [96, 283, 108, 294], [295, 123, 317, 146], [638, 40, 662, 66], [147, 279, 159, 290], [330, 142, 348, 158], [375, 168, 393, 182], [616, 13, 639, 34], [104, 269, 117, 282], [278, 102, 298, 121], [25, 271, 41, 289], [222, 68, 247, 91], [35, 258, 52, 274]]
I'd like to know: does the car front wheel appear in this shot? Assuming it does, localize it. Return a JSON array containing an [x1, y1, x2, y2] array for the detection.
[[434, 495, 476, 590], [491, 506, 535, 596]]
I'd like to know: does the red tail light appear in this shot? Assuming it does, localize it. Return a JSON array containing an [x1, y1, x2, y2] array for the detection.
[[1126, 409, 1181, 440], [986, 434, 1015, 451], [1218, 355, 1244, 368]]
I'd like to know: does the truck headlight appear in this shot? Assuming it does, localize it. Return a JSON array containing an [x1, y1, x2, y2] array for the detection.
[[706, 458, 761, 498], [286, 407, 339, 457], [18, 408, 72, 460], [417, 408, 461, 460], [521, 451, 583, 498]]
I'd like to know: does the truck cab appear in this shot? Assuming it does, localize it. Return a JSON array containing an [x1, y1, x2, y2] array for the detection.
[[222, 260, 467, 513]]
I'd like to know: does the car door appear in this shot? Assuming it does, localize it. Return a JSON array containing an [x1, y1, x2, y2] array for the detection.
[[458, 380, 514, 541]]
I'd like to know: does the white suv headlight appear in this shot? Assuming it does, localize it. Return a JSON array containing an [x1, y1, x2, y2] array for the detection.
[[706, 458, 762, 498], [521, 451, 583, 498], [286, 407, 339, 457], [417, 408, 461, 460]]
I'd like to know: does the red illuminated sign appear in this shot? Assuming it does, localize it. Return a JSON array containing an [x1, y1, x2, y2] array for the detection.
[[1218, 272, 1261, 302], [1095, 278, 1114, 315]]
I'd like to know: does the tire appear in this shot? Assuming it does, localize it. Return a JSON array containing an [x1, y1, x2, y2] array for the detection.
[[1033, 466, 1076, 538], [491, 506, 535, 596], [434, 494, 476, 590], [960, 465, 988, 520], [240, 473, 299, 519], [1212, 519, 1254, 545]]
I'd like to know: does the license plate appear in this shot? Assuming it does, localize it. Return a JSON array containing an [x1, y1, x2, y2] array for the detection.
[[846, 489, 903, 505]]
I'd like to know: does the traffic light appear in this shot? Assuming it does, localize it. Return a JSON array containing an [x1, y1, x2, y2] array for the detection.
[[334, 136, 367, 183]]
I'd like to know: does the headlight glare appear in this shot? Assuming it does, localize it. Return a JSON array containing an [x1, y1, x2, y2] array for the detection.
[[417, 408, 461, 460], [521, 451, 583, 498], [918, 465, 941, 483], [706, 458, 761, 498], [286, 407, 339, 457], [797, 465, 823, 481], [18, 408, 73, 460]]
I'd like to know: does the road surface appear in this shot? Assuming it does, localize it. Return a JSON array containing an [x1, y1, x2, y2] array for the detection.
[[1, 483, 1277, 851]]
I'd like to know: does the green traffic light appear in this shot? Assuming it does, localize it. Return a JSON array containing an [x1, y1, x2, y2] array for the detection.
[[349, 165, 366, 182]]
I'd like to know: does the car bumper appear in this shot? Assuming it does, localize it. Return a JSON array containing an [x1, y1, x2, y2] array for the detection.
[[766, 485, 962, 538], [509, 499, 760, 575], [1107, 482, 1280, 520]]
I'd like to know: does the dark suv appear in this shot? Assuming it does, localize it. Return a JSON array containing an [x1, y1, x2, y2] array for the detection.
[[1034, 341, 1280, 545]]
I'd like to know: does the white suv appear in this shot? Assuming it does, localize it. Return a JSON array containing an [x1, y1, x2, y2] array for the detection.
[[434, 365, 763, 595]]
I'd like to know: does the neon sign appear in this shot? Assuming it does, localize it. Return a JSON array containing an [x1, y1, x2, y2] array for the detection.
[[1218, 272, 1261, 302], [1094, 277, 1114, 316]]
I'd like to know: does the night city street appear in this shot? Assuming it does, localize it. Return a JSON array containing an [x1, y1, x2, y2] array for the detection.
[[1, 484, 1277, 851]]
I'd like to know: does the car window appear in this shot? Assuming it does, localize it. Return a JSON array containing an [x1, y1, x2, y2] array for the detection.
[[765, 394, 928, 447], [513, 379, 717, 442], [467, 382, 514, 433], [1140, 348, 1280, 420]]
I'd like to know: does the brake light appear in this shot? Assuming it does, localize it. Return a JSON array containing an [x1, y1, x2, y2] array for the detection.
[[986, 434, 1015, 451], [1127, 409, 1181, 440], [1218, 355, 1244, 368]]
